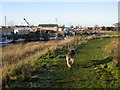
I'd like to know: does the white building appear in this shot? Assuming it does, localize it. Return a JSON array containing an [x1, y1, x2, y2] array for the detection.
[[58, 26, 64, 32], [38, 24, 58, 31], [14, 28, 30, 34]]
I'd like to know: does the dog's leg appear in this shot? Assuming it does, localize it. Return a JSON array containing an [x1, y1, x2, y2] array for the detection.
[[71, 58, 74, 64], [66, 55, 71, 68], [67, 60, 71, 68]]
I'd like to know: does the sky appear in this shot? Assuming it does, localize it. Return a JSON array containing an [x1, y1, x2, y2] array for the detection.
[[0, 1, 118, 27], [118, 1, 120, 22]]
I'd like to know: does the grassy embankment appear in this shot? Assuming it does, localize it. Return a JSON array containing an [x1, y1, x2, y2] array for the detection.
[[55, 37, 119, 88], [3, 34, 120, 88], [2, 36, 88, 87]]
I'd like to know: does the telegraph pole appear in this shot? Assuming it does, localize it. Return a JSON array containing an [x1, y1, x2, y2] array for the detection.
[[55, 17, 57, 24], [5, 16, 6, 28], [70, 22, 71, 26]]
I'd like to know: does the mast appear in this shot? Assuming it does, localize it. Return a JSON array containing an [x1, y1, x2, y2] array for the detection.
[[55, 17, 57, 24], [5, 16, 6, 28], [70, 22, 71, 26]]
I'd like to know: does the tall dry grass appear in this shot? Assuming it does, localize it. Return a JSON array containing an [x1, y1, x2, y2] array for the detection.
[[105, 38, 119, 56], [2, 38, 76, 68], [104, 38, 119, 68], [2, 40, 69, 66]]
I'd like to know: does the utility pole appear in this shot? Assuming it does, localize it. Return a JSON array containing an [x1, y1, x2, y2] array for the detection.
[[5, 16, 6, 28], [70, 22, 71, 26], [55, 17, 57, 24]]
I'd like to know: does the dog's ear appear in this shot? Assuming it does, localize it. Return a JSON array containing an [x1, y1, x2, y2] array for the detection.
[[72, 48, 75, 50], [74, 48, 77, 52], [73, 48, 77, 51]]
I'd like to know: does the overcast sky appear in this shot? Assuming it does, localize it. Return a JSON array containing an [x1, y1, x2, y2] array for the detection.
[[0, 1, 118, 27]]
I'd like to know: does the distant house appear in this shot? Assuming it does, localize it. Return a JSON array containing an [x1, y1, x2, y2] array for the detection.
[[99, 26, 106, 30], [38, 24, 58, 31], [92, 27, 97, 30], [82, 27, 88, 30], [58, 26, 64, 31], [65, 27, 74, 31], [14, 28, 30, 34]]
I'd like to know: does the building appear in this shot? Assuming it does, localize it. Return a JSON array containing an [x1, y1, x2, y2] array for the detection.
[[14, 27, 31, 34], [38, 24, 58, 31], [58, 26, 64, 31], [92, 27, 97, 30], [14, 25, 37, 32], [82, 27, 89, 30], [99, 26, 106, 30]]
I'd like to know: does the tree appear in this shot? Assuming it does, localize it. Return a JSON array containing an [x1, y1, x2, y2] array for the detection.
[[105, 27, 111, 31], [62, 25, 65, 28], [62, 25, 65, 30], [42, 32, 50, 41], [113, 22, 120, 31], [70, 25, 74, 28], [75, 26, 79, 29], [113, 22, 120, 27]]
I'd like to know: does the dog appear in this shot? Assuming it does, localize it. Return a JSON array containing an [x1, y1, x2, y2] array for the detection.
[[66, 48, 76, 68]]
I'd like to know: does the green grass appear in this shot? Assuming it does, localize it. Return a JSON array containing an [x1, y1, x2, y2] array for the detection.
[[6, 37, 120, 88]]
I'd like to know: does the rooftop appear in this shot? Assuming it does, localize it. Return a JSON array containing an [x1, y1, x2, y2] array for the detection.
[[38, 24, 58, 27]]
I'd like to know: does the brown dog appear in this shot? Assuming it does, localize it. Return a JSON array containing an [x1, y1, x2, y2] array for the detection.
[[66, 48, 76, 68]]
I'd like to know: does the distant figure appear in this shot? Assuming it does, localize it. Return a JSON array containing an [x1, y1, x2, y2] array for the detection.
[[66, 48, 76, 68]]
